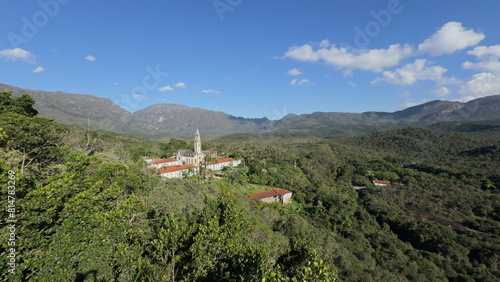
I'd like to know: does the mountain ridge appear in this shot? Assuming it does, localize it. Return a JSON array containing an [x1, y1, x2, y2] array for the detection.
[[1, 83, 499, 137]]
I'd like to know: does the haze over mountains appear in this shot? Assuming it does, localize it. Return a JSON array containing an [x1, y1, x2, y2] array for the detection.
[[2, 83, 500, 138]]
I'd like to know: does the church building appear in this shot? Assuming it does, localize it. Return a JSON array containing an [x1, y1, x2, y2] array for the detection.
[[175, 129, 217, 165]]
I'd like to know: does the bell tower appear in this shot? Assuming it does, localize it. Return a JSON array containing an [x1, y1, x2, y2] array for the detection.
[[194, 128, 202, 155]]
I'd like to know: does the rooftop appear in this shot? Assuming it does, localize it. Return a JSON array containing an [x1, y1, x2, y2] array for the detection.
[[207, 158, 235, 165], [152, 158, 179, 164], [373, 180, 391, 185], [157, 164, 198, 174], [248, 188, 292, 200]]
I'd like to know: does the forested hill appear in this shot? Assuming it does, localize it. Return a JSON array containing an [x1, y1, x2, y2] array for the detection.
[[1, 91, 499, 281], [1, 83, 500, 138], [0, 84, 274, 137]]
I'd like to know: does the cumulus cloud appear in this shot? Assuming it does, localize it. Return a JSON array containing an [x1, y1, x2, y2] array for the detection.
[[32, 66, 44, 73], [287, 68, 302, 76], [431, 86, 451, 96], [0, 48, 35, 63], [282, 22, 485, 74], [459, 72, 500, 101], [418, 22, 484, 56], [284, 41, 414, 72], [158, 85, 174, 92], [290, 78, 311, 86], [202, 89, 221, 94], [373, 59, 460, 86], [85, 55, 96, 62], [463, 45, 500, 73], [468, 45, 500, 58], [174, 82, 186, 88]]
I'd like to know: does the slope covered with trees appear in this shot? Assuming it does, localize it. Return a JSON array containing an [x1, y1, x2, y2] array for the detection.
[[1, 91, 499, 281]]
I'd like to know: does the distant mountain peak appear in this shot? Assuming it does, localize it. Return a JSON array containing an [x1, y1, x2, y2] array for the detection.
[[2, 83, 500, 138]]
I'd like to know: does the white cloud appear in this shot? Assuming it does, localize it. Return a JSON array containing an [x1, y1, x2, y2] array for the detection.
[[158, 85, 175, 92], [431, 86, 451, 96], [373, 59, 460, 86], [284, 44, 320, 62], [347, 81, 357, 87], [459, 72, 500, 101], [112, 82, 119, 85], [290, 78, 311, 86], [283, 22, 485, 74], [467, 45, 500, 58], [0, 48, 35, 63], [287, 68, 302, 76], [202, 89, 221, 94], [463, 45, 500, 73], [85, 55, 96, 62], [174, 82, 186, 88], [418, 22, 484, 56], [32, 66, 44, 73], [284, 41, 414, 72]]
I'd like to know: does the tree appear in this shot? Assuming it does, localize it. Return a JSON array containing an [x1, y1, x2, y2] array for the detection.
[[0, 112, 63, 174], [0, 91, 38, 117], [160, 138, 189, 158], [143, 196, 267, 281]]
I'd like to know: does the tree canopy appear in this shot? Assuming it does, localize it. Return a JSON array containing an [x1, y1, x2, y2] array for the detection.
[[0, 93, 499, 281]]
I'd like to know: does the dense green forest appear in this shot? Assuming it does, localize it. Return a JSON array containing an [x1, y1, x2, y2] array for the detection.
[[1, 91, 499, 281]]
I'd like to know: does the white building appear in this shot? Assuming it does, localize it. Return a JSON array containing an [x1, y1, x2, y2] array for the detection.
[[175, 129, 205, 165], [205, 158, 242, 171], [157, 164, 199, 179], [175, 129, 218, 165], [373, 180, 391, 186], [248, 188, 293, 205], [149, 158, 183, 169]]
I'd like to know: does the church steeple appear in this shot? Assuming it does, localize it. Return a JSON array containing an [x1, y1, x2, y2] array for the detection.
[[194, 128, 201, 155]]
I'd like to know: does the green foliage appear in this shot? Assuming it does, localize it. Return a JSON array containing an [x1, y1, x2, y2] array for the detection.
[[1, 111, 499, 281], [0, 91, 38, 117], [160, 138, 189, 158]]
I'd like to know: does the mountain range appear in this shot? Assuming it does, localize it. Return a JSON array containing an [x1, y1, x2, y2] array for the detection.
[[2, 83, 500, 138]]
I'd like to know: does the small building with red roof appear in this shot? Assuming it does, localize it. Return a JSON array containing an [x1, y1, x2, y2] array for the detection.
[[373, 179, 391, 186], [149, 158, 183, 169], [157, 164, 199, 178], [248, 188, 292, 205]]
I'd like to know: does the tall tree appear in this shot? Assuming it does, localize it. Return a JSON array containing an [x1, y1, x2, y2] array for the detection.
[[0, 91, 38, 117]]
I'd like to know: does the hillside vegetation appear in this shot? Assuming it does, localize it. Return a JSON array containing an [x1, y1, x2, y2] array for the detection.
[[1, 91, 499, 281], [2, 84, 500, 138]]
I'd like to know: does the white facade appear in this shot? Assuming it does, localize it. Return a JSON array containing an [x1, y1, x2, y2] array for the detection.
[[150, 159, 183, 169], [206, 159, 242, 171], [175, 129, 205, 166], [248, 188, 293, 205], [373, 180, 391, 186], [158, 166, 199, 179]]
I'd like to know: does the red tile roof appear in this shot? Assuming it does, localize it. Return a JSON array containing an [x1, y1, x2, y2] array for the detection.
[[373, 180, 391, 185], [248, 188, 292, 200], [207, 158, 235, 165], [152, 158, 179, 164], [157, 164, 198, 174]]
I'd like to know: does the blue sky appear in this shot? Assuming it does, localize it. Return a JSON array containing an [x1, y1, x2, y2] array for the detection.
[[1, 0, 499, 119]]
